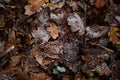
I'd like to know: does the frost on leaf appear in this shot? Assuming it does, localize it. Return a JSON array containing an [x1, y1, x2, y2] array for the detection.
[[108, 26, 120, 44], [48, 23, 59, 39], [86, 25, 108, 39], [32, 27, 50, 42], [67, 13, 85, 35], [24, 0, 48, 15]]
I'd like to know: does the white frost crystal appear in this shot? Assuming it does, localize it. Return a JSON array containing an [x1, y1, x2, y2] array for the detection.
[[67, 12, 85, 35]]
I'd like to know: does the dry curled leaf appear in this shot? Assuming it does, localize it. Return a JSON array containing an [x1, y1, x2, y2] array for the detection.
[[108, 26, 120, 44], [48, 23, 59, 39], [24, 0, 48, 15]]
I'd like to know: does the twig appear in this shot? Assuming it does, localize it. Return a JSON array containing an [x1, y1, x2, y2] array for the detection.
[[91, 42, 114, 53]]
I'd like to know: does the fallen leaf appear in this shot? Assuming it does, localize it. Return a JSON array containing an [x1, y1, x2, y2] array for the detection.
[[24, 5, 34, 16], [86, 25, 108, 39], [4, 30, 21, 51], [47, 2, 57, 10], [97, 63, 111, 76], [67, 12, 85, 35], [108, 26, 120, 44], [95, 0, 106, 8], [43, 58, 54, 65], [31, 50, 45, 67], [48, 23, 59, 39], [32, 27, 50, 42], [10, 56, 21, 67], [17, 70, 30, 80], [31, 73, 46, 80], [70, 1, 79, 11], [24, 0, 48, 15]]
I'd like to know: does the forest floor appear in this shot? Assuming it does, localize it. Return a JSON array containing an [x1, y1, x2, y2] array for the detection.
[[0, 0, 120, 80]]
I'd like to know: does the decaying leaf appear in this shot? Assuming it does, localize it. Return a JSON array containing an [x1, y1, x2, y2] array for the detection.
[[10, 56, 21, 67], [4, 30, 21, 51], [86, 25, 108, 39], [67, 12, 85, 35], [31, 50, 44, 67], [108, 26, 120, 44], [24, 5, 34, 16], [48, 23, 59, 39], [96, 63, 111, 76], [31, 73, 46, 80], [69, 1, 79, 11], [43, 58, 54, 65], [39, 41, 63, 59], [24, 0, 48, 15], [32, 27, 50, 42]]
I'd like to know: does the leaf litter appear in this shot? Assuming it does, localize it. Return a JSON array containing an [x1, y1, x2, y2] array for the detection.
[[0, 0, 120, 80]]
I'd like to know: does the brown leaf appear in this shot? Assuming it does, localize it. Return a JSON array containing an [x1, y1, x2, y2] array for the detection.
[[4, 31, 19, 51], [31, 73, 46, 80], [24, 5, 34, 16], [24, 0, 48, 15], [43, 58, 54, 65], [48, 23, 59, 39], [17, 70, 30, 80], [95, 0, 106, 8], [46, 2, 57, 10], [10, 56, 21, 67], [32, 50, 43, 65], [108, 26, 120, 44]]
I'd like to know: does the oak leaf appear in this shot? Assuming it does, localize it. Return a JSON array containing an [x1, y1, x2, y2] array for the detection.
[[48, 23, 59, 39], [24, 0, 48, 15], [108, 26, 120, 44]]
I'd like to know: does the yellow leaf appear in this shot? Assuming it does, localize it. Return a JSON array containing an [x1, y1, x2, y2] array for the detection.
[[108, 26, 120, 44], [46, 2, 57, 10], [48, 23, 59, 39]]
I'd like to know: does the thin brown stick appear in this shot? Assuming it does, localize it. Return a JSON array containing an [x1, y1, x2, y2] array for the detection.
[[91, 42, 114, 53]]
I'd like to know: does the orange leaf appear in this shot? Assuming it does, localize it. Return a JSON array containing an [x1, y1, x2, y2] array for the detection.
[[48, 23, 59, 39], [95, 0, 106, 8], [24, 0, 48, 15], [108, 26, 120, 44]]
